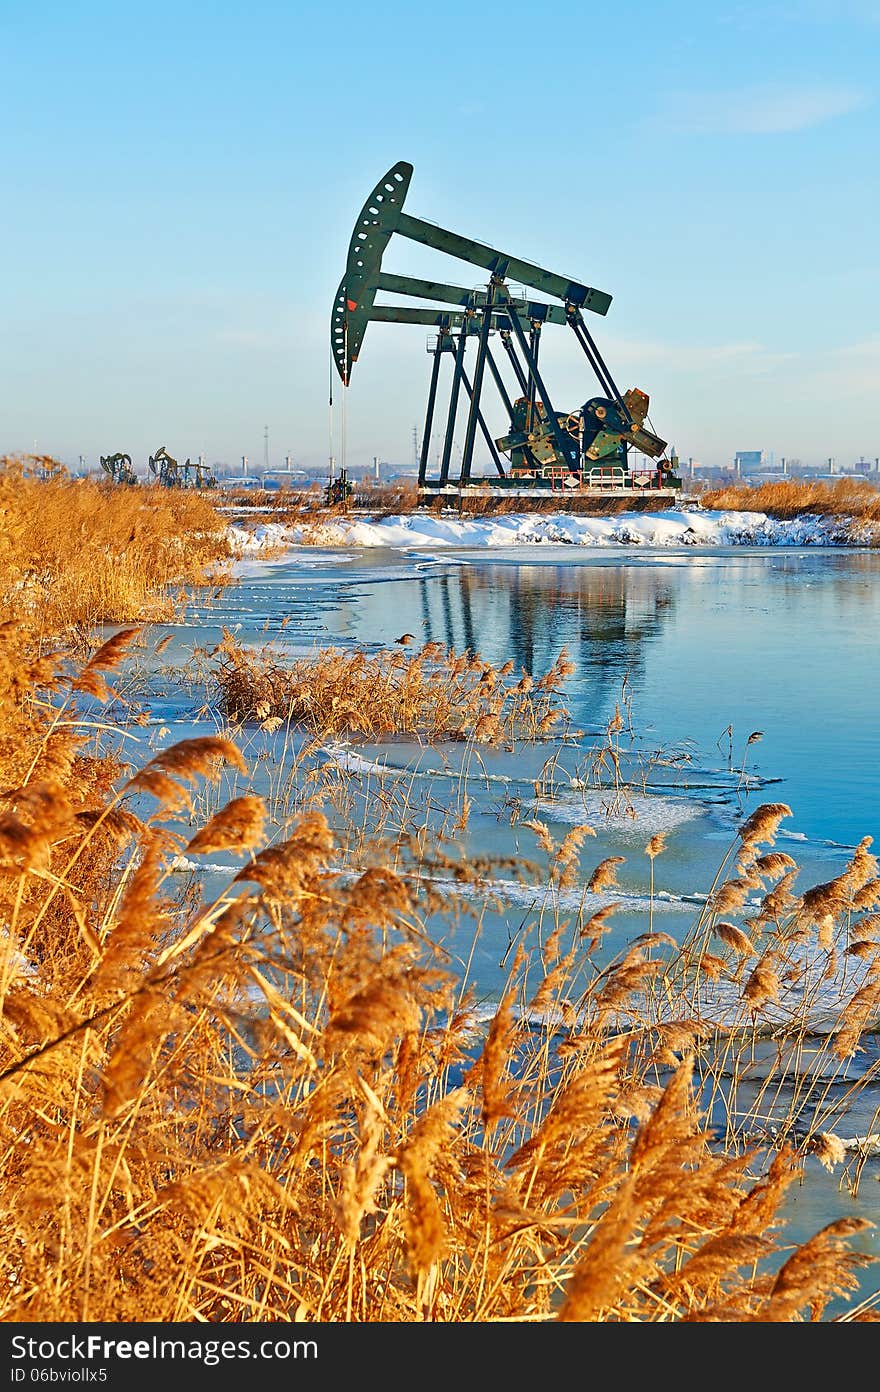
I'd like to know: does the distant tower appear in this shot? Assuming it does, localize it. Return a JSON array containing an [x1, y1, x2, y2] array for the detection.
[[242, 455, 249, 477], [412, 425, 418, 468], [264, 426, 269, 473]]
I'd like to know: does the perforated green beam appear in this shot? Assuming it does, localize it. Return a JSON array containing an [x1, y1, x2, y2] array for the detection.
[[331, 162, 413, 385]]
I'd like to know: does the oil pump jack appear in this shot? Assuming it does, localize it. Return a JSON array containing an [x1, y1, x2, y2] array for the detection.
[[331, 162, 680, 497], [99, 452, 137, 485], [147, 446, 217, 489]]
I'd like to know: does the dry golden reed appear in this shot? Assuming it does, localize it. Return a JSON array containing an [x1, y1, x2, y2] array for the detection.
[[0, 455, 230, 637], [0, 484, 878, 1322], [213, 632, 573, 744], [587, 855, 626, 894], [698, 478, 880, 525]]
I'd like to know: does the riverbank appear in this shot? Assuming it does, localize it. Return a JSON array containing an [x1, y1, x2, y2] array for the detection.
[[227, 504, 880, 554]]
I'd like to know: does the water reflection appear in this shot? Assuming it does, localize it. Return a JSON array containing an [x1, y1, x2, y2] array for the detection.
[[415, 562, 677, 711], [307, 546, 880, 847]]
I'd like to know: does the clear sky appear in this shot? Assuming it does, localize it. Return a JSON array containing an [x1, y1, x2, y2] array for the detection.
[[2, 0, 879, 474]]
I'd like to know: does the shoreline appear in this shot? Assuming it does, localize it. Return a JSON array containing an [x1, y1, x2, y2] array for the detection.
[[225, 505, 880, 555]]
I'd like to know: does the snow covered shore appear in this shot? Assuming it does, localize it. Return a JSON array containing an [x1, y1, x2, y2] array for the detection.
[[227, 506, 880, 555]]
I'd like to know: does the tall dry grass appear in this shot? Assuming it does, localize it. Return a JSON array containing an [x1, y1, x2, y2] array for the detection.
[[0, 456, 230, 640], [357, 479, 420, 516], [442, 491, 670, 518], [221, 479, 420, 521], [213, 633, 575, 744], [0, 617, 877, 1322], [698, 478, 880, 522]]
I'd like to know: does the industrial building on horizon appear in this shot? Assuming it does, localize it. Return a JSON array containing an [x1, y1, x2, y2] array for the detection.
[[680, 450, 880, 488]]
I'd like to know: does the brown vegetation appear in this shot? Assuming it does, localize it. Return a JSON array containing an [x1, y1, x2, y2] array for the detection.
[[221, 479, 420, 522], [0, 626, 877, 1319], [0, 457, 877, 1322], [698, 478, 880, 522], [437, 491, 672, 517], [0, 456, 230, 639], [214, 634, 575, 743]]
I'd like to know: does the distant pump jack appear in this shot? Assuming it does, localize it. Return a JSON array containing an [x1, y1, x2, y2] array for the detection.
[[99, 452, 137, 486], [148, 445, 217, 489]]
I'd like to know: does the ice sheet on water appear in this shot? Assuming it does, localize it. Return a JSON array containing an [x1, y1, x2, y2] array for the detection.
[[536, 788, 704, 837], [169, 855, 240, 876], [641, 931, 877, 1039], [320, 744, 393, 777], [424, 872, 694, 916], [316, 739, 559, 790], [285, 554, 359, 569]]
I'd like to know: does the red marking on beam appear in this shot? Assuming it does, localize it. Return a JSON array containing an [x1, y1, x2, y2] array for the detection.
[[346, 299, 358, 312]]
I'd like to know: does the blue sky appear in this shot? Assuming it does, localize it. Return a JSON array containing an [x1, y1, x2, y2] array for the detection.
[[2, 0, 879, 473]]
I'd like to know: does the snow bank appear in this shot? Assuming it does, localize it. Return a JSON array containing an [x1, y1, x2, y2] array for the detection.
[[227, 521, 292, 554], [229, 507, 879, 553]]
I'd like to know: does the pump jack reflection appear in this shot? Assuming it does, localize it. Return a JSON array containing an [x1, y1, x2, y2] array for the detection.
[[415, 563, 676, 715]]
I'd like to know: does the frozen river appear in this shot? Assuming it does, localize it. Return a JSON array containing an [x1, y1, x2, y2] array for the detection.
[[189, 541, 880, 847]]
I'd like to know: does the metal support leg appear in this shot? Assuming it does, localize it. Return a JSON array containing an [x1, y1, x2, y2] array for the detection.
[[527, 323, 539, 429], [460, 367, 506, 477], [500, 329, 530, 396], [439, 319, 470, 484], [485, 343, 514, 418], [460, 293, 496, 482], [419, 337, 444, 485], [569, 312, 627, 414]]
